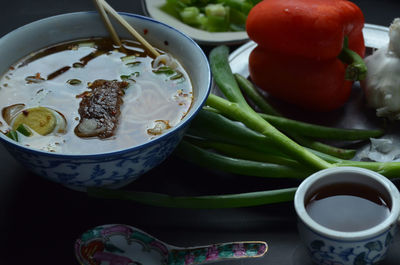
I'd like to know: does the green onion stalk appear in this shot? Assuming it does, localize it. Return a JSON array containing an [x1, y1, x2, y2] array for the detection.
[[207, 45, 332, 170], [87, 45, 400, 209], [88, 187, 297, 209], [234, 73, 383, 159]]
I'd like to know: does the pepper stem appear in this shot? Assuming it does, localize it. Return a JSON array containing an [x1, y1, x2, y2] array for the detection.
[[337, 36, 367, 81]]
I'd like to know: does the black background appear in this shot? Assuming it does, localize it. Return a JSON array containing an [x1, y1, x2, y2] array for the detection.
[[0, 1, 400, 264]]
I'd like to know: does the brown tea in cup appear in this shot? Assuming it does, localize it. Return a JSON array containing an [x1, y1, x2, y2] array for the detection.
[[305, 182, 391, 232]]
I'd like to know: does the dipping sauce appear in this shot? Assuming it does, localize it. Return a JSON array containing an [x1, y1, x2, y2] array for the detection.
[[305, 182, 391, 232], [0, 38, 193, 154]]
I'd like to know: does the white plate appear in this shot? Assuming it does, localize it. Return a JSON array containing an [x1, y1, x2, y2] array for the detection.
[[141, 0, 249, 45], [228, 23, 390, 77]]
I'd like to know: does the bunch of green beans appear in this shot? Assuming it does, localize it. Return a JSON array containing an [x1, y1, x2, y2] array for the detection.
[[87, 45, 399, 209]]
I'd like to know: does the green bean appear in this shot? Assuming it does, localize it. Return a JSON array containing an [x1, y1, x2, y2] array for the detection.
[[87, 187, 297, 209], [209, 45, 332, 170], [176, 140, 313, 179]]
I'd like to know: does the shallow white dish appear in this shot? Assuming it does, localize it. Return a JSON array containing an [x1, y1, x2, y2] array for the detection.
[[141, 0, 249, 45]]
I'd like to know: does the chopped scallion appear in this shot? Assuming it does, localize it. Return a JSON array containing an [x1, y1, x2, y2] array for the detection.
[[121, 55, 136, 62], [73, 62, 85, 68], [25, 76, 45, 83], [120, 72, 140, 81], [16, 124, 32, 137], [126, 61, 141, 67], [67, 79, 82, 85], [6, 130, 18, 141], [153, 66, 175, 75], [170, 72, 184, 80]]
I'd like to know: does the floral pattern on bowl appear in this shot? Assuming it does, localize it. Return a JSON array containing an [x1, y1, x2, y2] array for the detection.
[[2, 127, 184, 191], [298, 219, 398, 265]]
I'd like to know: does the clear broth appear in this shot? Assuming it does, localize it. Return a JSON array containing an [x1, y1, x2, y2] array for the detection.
[[0, 38, 193, 154]]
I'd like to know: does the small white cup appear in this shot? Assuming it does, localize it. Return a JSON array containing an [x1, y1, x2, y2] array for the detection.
[[294, 167, 400, 265]]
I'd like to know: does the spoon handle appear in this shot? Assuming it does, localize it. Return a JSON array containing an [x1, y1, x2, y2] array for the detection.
[[168, 241, 268, 265]]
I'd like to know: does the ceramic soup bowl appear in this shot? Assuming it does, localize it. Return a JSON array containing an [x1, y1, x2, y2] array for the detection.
[[0, 12, 211, 191]]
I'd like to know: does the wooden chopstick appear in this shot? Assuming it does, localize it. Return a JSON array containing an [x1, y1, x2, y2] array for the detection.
[[93, 0, 122, 47], [98, 0, 161, 58]]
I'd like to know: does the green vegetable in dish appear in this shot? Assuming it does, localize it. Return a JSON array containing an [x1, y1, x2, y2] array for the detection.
[[16, 124, 32, 137], [5, 130, 18, 141], [160, 0, 260, 32]]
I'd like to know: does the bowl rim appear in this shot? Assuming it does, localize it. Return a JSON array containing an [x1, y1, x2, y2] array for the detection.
[[0, 11, 211, 158], [294, 166, 400, 241]]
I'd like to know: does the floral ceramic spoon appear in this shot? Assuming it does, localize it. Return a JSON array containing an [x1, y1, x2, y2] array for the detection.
[[75, 224, 268, 265]]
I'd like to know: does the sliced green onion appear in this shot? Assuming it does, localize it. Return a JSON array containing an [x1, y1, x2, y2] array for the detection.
[[73, 62, 85, 68], [67, 79, 82, 85], [121, 55, 136, 62], [16, 124, 32, 137], [170, 72, 184, 80], [153, 66, 175, 75], [132, 71, 140, 77], [25, 75, 45, 83], [6, 130, 18, 141], [120, 72, 139, 81], [126, 61, 141, 67]]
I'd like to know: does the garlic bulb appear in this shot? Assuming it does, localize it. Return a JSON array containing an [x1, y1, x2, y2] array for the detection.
[[362, 18, 400, 119]]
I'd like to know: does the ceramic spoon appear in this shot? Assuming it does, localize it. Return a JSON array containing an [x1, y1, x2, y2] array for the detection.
[[75, 224, 268, 265]]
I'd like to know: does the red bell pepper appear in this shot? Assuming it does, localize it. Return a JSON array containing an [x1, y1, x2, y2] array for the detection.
[[246, 0, 366, 111]]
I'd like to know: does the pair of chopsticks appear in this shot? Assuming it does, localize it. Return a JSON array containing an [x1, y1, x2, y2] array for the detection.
[[93, 0, 160, 58]]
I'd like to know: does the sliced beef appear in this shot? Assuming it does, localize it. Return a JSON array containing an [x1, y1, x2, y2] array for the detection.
[[75, 79, 129, 138]]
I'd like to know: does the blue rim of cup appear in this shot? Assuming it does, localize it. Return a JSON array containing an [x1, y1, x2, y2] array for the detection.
[[0, 11, 211, 159], [294, 166, 400, 241]]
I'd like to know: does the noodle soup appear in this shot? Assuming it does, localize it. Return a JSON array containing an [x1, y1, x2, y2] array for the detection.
[[0, 38, 193, 154]]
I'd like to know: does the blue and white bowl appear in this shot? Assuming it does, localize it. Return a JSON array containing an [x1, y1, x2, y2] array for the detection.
[[0, 12, 211, 191], [294, 167, 400, 265]]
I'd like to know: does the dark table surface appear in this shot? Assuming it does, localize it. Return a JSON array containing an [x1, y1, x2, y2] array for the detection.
[[1, 1, 400, 264]]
